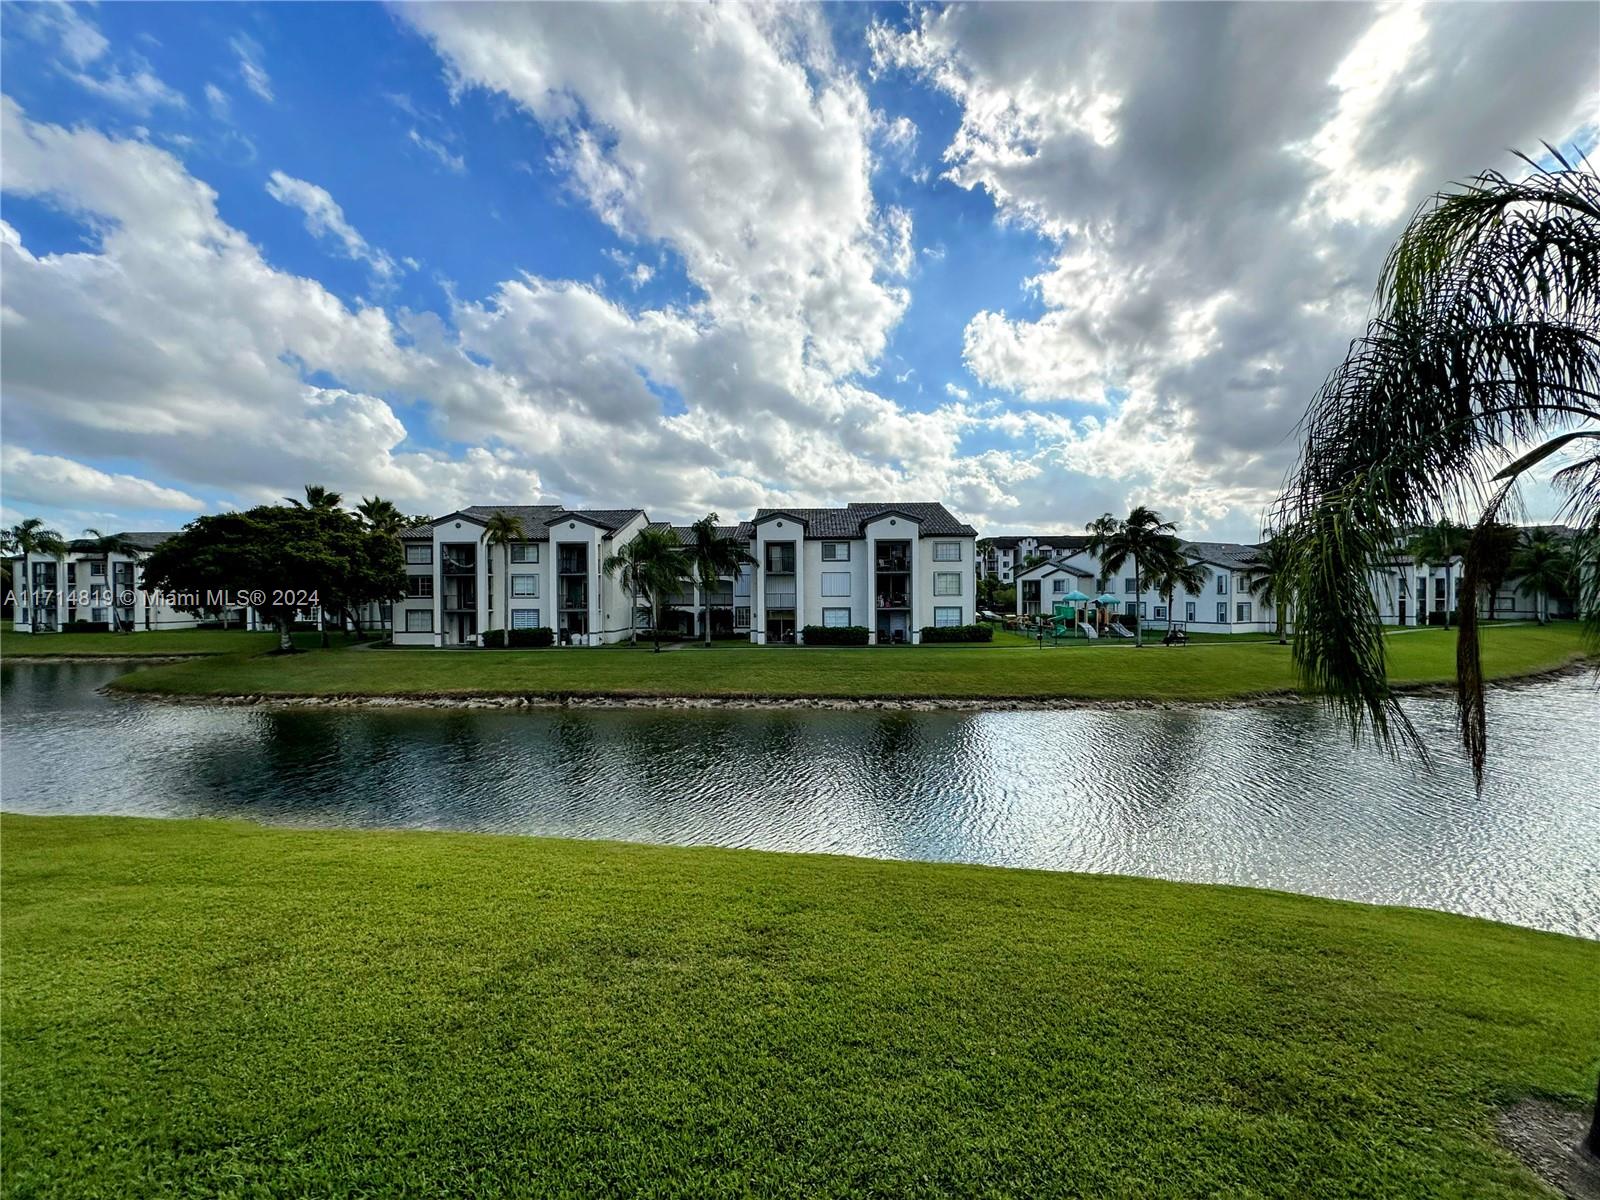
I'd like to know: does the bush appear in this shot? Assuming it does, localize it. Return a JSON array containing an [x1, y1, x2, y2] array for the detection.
[[483, 628, 555, 648], [800, 624, 870, 646], [919, 624, 993, 644], [63, 620, 111, 633]]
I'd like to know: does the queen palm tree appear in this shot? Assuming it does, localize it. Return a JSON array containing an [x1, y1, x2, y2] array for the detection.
[[4, 518, 67, 631], [289, 484, 343, 511], [81, 529, 140, 631], [1274, 152, 1600, 1158], [1407, 519, 1470, 628], [357, 496, 405, 537], [1244, 538, 1295, 645], [1085, 513, 1121, 591], [684, 514, 756, 646], [603, 526, 687, 652], [1510, 528, 1573, 624], [1470, 520, 1522, 622], [1088, 506, 1179, 647], [481, 512, 525, 639], [1144, 546, 1210, 635]]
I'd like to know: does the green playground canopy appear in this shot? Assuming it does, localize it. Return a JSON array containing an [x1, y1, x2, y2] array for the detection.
[[1096, 593, 1120, 604], [1064, 590, 1091, 602]]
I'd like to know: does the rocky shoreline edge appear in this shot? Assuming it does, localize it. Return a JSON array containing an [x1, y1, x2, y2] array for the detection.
[[103, 659, 1590, 714]]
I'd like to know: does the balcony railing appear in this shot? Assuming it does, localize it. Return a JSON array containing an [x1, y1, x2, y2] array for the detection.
[[441, 554, 475, 575], [875, 594, 909, 609], [875, 556, 911, 573], [557, 552, 587, 575], [765, 591, 797, 608]]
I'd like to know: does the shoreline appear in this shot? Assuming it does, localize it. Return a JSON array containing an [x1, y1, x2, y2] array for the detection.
[[102, 657, 1590, 713], [4, 653, 216, 665]]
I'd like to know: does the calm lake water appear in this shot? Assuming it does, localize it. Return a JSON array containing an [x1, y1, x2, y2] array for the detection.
[[3, 661, 1597, 938]]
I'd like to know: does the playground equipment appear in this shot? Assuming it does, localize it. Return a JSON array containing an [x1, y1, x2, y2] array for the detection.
[[1106, 621, 1134, 638], [1077, 622, 1098, 639]]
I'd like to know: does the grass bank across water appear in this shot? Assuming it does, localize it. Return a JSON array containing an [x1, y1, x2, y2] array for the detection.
[[2, 815, 1595, 1197], [102, 623, 1590, 704]]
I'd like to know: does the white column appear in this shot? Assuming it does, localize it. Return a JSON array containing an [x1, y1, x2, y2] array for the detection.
[[866, 537, 877, 644], [753, 538, 766, 645], [793, 540, 806, 643]]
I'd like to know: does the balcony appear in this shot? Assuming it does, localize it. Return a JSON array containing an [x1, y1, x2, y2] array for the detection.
[[875, 593, 909, 610], [765, 591, 797, 609], [559, 584, 588, 610], [874, 555, 911, 573], [441, 552, 475, 576], [557, 549, 588, 575]]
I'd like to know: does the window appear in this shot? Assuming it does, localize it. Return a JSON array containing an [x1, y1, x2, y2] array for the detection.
[[1139, 603, 1147, 618], [1216, 575, 1228, 594], [933, 542, 960, 561], [934, 572, 960, 596], [406, 576, 433, 599], [511, 574, 539, 598], [1234, 573, 1250, 593], [1186, 600, 1196, 622], [405, 609, 433, 633], [1216, 602, 1228, 623], [934, 606, 961, 628], [822, 607, 850, 628], [734, 606, 751, 630], [1154, 605, 1167, 620], [1236, 601, 1252, 622], [1124, 577, 1137, 594], [406, 544, 432, 565], [91, 562, 105, 577], [821, 571, 850, 597], [1052, 578, 1066, 594], [511, 609, 540, 630], [511, 543, 539, 564], [765, 543, 796, 573], [822, 542, 850, 562]]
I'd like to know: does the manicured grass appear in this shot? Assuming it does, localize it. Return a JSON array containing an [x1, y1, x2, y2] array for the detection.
[[106, 622, 1589, 702], [2, 815, 1594, 1197], [0, 628, 288, 658]]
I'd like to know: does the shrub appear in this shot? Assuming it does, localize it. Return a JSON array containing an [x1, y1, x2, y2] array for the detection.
[[919, 624, 993, 644], [63, 620, 111, 633], [800, 624, 870, 646], [483, 628, 555, 648]]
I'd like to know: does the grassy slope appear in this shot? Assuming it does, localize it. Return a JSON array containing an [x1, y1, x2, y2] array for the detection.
[[0, 628, 285, 657], [2, 815, 1594, 1198], [105, 623, 1589, 702]]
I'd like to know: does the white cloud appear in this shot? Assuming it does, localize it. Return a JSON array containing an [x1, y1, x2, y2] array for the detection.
[[407, 127, 465, 173], [11, 3, 184, 115], [265, 170, 397, 283], [231, 34, 274, 102], [1, 445, 203, 511], [204, 83, 231, 120]]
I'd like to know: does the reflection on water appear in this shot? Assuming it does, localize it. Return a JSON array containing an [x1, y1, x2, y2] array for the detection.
[[3, 661, 1597, 938]]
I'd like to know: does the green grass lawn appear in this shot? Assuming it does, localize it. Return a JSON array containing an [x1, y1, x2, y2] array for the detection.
[[105, 622, 1589, 702], [2, 815, 1594, 1197], [0, 627, 294, 658]]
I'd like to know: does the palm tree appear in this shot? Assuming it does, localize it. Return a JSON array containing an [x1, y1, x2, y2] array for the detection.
[[1510, 529, 1572, 624], [288, 484, 343, 511], [1085, 513, 1121, 591], [5, 518, 67, 631], [603, 527, 687, 652], [1276, 153, 1600, 1157], [1145, 546, 1210, 635], [1245, 538, 1295, 645], [81, 529, 140, 631], [1088, 506, 1180, 647], [357, 496, 405, 536], [1408, 520, 1470, 628], [481, 512, 525, 639], [1468, 520, 1522, 622], [684, 514, 756, 646]]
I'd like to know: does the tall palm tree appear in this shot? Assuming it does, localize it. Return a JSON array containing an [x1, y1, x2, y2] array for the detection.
[[1144, 546, 1210, 634], [5, 519, 67, 630], [1277, 153, 1600, 1157], [1244, 538, 1295, 645], [1407, 519, 1470, 628], [357, 496, 405, 536], [81, 529, 140, 631], [288, 484, 344, 511], [684, 514, 756, 646], [1469, 520, 1522, 622], [481, 512, 525, 638], [1510, 528, 1572, 624], [1085, 513, 1121, 591], [603, 526, 687, 652], [1089, 506, 1180, 647]]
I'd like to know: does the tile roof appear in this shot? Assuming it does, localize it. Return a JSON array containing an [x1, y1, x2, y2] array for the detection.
[[399, 505, 646, 540], [983, 533, 1092, 550], [649, 522, 752, 546], [62, 531, 176, 552], [1180, 541, 1263, 570], [751, 502, 977, 538]]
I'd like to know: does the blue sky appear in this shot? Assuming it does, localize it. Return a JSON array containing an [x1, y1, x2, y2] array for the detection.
[[2, 2, 1595, 541]]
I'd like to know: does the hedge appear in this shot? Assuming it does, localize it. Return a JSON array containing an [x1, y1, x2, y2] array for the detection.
[[483, 628, 555, 648], [800, 625, 870, 646], [919, 624, 993, 644]]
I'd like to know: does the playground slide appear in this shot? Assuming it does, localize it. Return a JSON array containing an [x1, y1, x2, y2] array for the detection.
[[1077, 622, 1098, 639], [1107, 623, 1134, 638]]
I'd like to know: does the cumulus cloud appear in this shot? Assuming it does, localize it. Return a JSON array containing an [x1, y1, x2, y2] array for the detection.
[[265, 170, 397, 283], [1, 445, 203, 512], [870, 2, 1600, 529]]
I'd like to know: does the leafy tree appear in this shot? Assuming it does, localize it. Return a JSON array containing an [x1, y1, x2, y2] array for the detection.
[[1245, 538, 1295, 645], [1510, 528, 1573, 624], [684, 514, 755, 646], [1087, 506, 1179, 647], [1407, 520, 1470, 628], [141, 505, 403, 653], [603, 527, 688, 652], [482, 512, 526, 637], [1273, 153, 1600, 1158]]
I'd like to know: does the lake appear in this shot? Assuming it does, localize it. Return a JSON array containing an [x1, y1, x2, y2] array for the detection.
[[3, 660, 1596, 937]]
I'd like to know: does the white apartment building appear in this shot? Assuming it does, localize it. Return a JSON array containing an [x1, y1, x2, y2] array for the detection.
[[978, 533, 1092, 583], [748, 503, 978, 644], [8, 532, 238, 633]]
